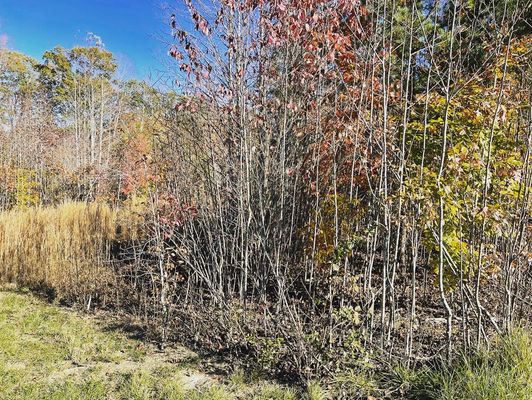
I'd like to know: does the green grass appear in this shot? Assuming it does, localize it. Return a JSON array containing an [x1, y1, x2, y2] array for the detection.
[[421, 329, 532, 400], [358, 329, 532, 400], [0, 289, 300, 400], [324, 330, 532, 399]]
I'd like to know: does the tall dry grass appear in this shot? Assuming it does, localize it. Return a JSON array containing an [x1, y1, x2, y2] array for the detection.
[[0, 202, 125, 302]]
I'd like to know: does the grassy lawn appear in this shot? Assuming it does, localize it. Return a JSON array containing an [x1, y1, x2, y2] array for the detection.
[[0, 289, 301, 400]]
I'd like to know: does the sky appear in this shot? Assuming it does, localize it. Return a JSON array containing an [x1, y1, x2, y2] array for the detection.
[[0, 0, 185, 84]]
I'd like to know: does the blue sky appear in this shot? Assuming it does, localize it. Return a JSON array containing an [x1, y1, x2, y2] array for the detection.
[[0, 0, 185, 83]]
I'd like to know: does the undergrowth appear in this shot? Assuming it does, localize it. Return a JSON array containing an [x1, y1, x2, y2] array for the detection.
[[331, 329, 532, 399], [419, 329, 532, 400]]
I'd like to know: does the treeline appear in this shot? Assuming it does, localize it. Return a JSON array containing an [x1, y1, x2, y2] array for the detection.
[[1, 0, 532, 392], [0, 44, 176, 207]]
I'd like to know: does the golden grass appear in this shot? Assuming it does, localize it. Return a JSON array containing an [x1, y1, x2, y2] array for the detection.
[[0, 202, 124, 301]]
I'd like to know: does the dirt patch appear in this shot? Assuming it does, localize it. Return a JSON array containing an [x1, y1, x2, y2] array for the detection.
[[48, 343, 216, 391]]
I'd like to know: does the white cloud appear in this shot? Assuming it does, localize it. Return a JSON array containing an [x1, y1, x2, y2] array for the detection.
[[87, 32, 104, 48]]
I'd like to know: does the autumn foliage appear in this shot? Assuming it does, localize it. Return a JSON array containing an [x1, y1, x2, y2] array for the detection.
[[0, 0, 531, 386]]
